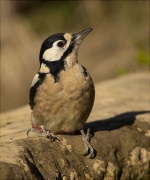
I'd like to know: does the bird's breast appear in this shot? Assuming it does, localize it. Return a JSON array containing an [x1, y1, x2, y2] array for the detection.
[[33, 64, 95, 134]]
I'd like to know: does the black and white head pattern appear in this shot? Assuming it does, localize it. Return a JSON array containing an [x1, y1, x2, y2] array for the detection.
[[29, 33, 76, 109], [29, 28, 92, 109]]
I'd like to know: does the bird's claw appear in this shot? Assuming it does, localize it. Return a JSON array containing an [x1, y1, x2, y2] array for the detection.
[[27, 127, 34, 137], [26, 126, 59, 142], [81, 128, 95, 159]]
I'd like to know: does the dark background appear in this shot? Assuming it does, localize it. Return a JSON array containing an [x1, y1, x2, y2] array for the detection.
[[1, 1, 149, 112]]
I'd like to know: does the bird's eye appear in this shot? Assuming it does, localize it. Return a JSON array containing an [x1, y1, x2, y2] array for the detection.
[[57, 41, 65, 48]]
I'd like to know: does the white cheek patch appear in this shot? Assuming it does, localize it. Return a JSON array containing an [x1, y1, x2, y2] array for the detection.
[[39, 63, 50, 73], [42, 34, 72, 61], [43, 46, 65, 61], [31, 74, 39, 87]]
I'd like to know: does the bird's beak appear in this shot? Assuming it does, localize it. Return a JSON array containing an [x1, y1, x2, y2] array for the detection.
[[73, 27, 93, 44]]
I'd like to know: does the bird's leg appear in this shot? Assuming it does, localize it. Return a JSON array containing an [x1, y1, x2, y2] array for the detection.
[[80, 128, 95, 159], [27, 126, 57, 142]]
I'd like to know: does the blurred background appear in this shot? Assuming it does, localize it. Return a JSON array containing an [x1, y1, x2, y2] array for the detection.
[[1, 1, 149, 112]]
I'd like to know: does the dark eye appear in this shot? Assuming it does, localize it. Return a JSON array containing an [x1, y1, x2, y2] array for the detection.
[[57, 41, 65, 47]]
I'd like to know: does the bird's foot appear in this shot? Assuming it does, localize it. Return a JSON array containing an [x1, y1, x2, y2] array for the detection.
[[27, 126, 58, 142], [80, 128, 95, 159]]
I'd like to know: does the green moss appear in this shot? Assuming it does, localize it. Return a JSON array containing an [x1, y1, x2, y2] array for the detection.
[[115, 67, 129, 76], [136, 48, 149, 65]]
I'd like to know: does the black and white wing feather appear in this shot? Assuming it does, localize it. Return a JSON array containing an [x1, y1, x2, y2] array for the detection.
[[29, 73, 46, 110]]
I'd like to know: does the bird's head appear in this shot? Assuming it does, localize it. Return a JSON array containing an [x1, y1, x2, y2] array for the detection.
[[39, 27, 93, 67]]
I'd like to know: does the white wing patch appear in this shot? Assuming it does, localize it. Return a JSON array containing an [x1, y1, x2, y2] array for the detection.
[[31, 74, 39, 87]]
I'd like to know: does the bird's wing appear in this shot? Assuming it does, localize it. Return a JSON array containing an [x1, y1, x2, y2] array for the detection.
[[29, 73, 46, 110]]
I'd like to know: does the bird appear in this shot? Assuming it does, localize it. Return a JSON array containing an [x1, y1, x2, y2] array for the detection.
[[27, 27, 95, 158]]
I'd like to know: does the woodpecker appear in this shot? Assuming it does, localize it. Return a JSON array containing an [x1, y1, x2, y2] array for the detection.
[[27, 27, 95, 158]]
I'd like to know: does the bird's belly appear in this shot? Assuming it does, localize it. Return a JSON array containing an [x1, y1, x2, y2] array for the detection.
[[33, 72, 95, 134]]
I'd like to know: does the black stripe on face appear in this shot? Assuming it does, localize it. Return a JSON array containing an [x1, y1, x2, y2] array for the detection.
[[42, 59, 65, 83], [60, 39, 75, 61]]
